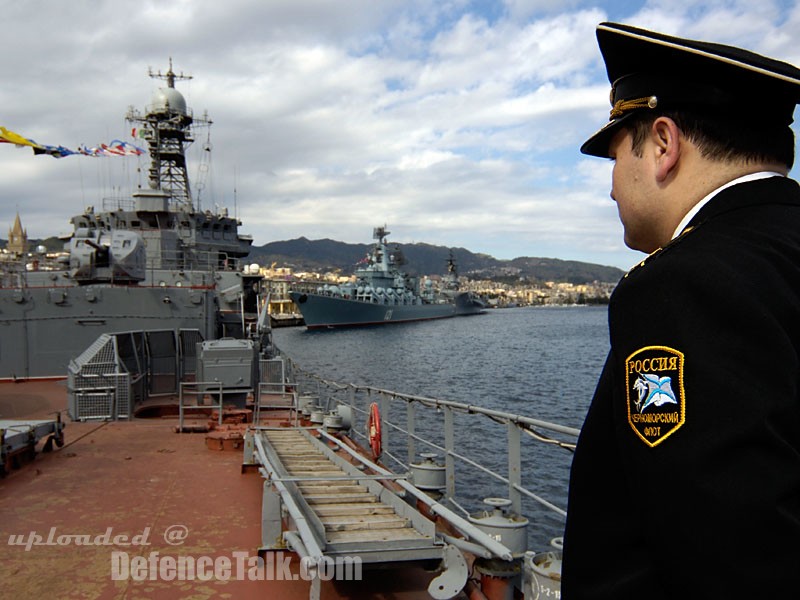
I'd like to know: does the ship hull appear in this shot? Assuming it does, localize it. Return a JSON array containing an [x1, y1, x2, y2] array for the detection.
[[291, 291, 460, 329], [453, 291, 487, 315], [288, 226, 485, 330], [0, 284, 217, 380]]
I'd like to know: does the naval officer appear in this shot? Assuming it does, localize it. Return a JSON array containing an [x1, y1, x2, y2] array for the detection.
[[562, 22, 800, 598]]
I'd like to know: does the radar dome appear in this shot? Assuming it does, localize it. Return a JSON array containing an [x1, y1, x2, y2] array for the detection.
[[151, 87, 187, 115]]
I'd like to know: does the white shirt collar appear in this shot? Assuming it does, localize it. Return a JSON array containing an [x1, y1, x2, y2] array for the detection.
[[671, 171, 785, 239]]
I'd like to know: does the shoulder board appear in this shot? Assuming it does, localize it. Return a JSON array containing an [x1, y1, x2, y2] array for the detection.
[[624, 225, 698, 279]]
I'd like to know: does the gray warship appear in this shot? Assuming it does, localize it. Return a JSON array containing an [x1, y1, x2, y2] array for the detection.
[[290, 226, 485, 329], [0, 62, 263, 380]]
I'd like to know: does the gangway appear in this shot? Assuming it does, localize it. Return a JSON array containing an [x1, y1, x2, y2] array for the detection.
[[244, 426, 514, 599], [249, 427, 441, 560]]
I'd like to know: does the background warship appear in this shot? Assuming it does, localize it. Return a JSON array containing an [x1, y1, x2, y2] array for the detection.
[[0, 62, 263, 380], [290, 226, 485, 329]]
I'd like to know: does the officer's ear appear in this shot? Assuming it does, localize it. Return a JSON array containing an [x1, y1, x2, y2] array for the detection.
[[652, 116, 681, 183]]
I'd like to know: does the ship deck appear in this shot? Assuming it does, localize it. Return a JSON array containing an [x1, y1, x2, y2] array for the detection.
[[0, 380, 461, 599]]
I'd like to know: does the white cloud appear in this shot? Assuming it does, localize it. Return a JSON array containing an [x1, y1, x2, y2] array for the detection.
[[1, 0, 798, 271]]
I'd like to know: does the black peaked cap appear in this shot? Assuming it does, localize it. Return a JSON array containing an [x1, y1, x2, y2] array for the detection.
[[581, 22, 800, 157]]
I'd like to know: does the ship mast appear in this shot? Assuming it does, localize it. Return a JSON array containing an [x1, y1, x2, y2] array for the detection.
[[126, 58, 211, 210]]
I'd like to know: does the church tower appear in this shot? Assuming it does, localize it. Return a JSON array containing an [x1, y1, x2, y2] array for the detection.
[[7, 212, 29, 256]]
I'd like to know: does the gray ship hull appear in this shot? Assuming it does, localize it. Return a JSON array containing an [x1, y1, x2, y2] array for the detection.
[[453, 290, 487, 315], [0, 285, 217, 380], [289, 226, 485, 330], [291, 290, 482, 329]]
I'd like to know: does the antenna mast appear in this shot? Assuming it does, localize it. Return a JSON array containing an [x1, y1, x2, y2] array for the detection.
[[126, 58, 211, 210]]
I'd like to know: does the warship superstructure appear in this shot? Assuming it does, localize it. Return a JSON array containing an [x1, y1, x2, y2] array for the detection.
[[290, 226, 485, 329], [0, 61, 263, 380]]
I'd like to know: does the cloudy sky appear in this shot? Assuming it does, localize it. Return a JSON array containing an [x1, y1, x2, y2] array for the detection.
[[2, 0, 799, 270]]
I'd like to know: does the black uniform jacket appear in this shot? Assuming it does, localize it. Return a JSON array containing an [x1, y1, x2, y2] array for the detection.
[[562, 176, 800, 599]]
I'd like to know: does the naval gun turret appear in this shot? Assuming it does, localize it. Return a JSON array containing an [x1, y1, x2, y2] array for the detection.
[[69, 229, 146, 283]]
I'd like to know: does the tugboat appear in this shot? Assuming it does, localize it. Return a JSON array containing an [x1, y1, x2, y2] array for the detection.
[[290, 226, 484, 329], [0, 61, 264, 380]]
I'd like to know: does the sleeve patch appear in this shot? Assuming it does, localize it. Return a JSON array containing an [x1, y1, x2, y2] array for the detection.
[[625, 346, 686, 447]]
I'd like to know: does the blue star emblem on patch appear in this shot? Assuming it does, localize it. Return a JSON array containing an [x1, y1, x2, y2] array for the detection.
[[625, 346, 686, 447]]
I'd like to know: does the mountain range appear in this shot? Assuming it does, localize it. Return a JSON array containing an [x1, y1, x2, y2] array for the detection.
[[249, 237, 625, 284], [10, 235, 625, 284]]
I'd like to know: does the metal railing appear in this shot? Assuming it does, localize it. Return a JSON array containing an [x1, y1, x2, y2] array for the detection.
[[178, 380, 230, 428], [279, 355, 580, 542], [254, 382, 298, 426]]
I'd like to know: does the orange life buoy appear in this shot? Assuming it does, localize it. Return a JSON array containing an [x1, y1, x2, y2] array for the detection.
[[367, 402, 382, 458]]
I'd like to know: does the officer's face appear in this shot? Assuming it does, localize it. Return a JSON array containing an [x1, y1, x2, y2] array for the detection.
[[608, 128, 663, 254]]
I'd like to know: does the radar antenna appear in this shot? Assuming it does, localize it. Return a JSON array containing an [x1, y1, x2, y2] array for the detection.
[[148, 57, 192, 89]]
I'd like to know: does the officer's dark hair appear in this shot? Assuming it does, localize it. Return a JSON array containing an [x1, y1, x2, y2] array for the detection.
[[626, 110, 795, 170]]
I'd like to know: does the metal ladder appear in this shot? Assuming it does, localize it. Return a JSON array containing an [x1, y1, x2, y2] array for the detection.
[[245, 427, 475, 599], [254, 428, 442, 562]]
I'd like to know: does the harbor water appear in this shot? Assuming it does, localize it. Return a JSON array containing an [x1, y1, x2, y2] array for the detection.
[[272, 305, 610, 549]]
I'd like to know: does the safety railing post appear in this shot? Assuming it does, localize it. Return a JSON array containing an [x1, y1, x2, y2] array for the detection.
[[406, 400, 416, 465], [348, 385, 356, 414], [380, 391, 390, 455], [508, 421, 522, 515], [178, 382, 184, 432], [444, 405, 455, 500]]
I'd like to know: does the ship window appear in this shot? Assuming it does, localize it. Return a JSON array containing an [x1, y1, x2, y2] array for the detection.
[[131, 220, 141, 228], [122, 239, 131, 248]]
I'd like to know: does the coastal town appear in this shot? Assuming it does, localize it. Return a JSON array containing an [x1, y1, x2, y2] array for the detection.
[[261, 262, 616, 324], [3, 212, 618, 331]]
